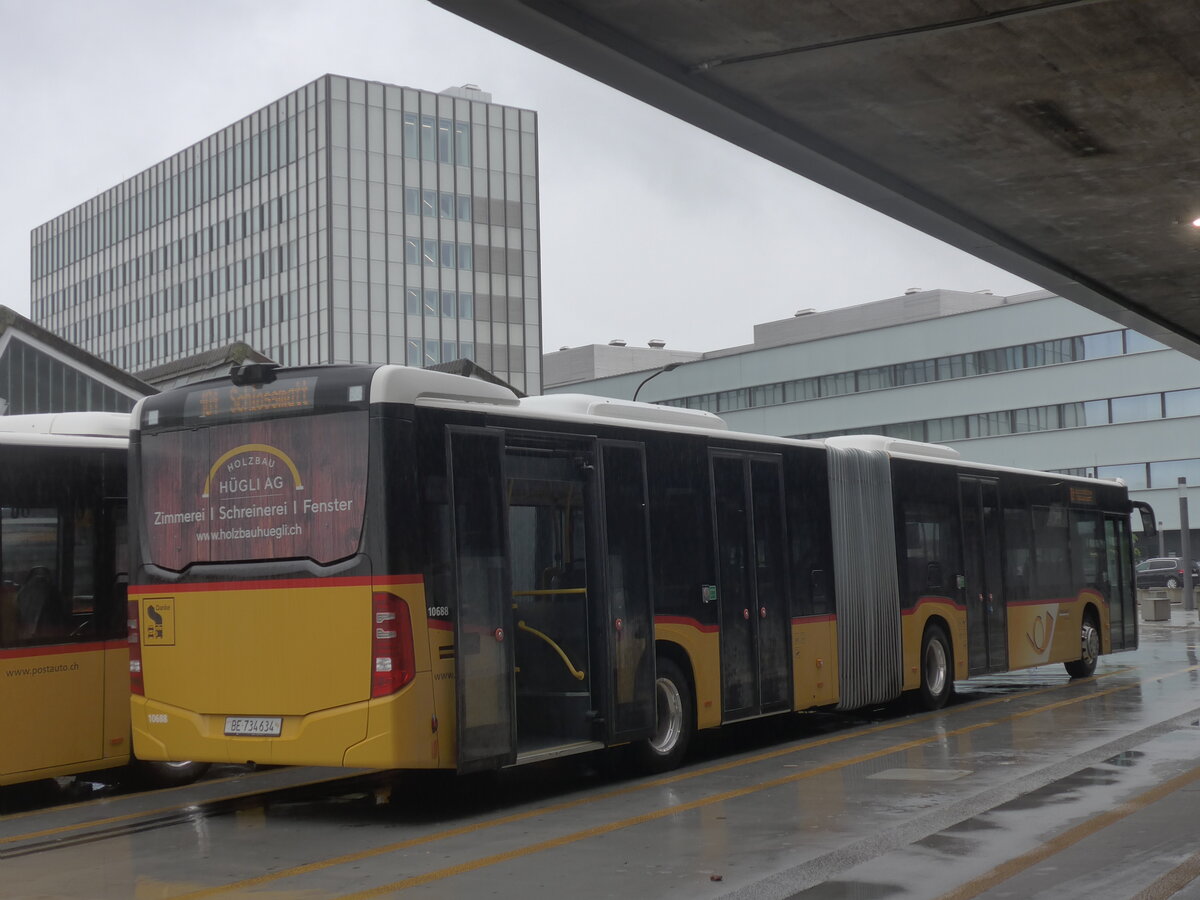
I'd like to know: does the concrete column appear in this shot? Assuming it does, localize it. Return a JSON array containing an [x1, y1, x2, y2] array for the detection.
[[1180, 478, 1193, 612]]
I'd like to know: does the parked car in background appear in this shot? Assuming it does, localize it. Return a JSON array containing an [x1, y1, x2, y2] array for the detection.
[[1135, 557, 1200, 589]]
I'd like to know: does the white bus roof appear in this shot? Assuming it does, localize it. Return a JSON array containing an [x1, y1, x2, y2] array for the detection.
[[0, 412, 130, 448]]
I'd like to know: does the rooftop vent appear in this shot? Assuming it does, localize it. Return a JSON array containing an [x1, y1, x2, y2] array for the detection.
[[648, 339, 666, 349], [904, 287, 923, 295], [608, 339, 627, 347], [794, 308, 816, 317], [558, 345, 570, 351], [974, 289, 994, 295]]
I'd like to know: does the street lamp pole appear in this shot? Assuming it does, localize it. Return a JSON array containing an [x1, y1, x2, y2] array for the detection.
[[632, 361, 684, 402], [1180, 477, 1194, 611]]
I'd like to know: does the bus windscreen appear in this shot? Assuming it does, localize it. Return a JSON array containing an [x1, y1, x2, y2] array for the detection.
[[140, 411, 368, 569]]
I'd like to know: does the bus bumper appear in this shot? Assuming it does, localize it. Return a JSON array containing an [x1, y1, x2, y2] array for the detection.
[[131, 672, 442, 769]]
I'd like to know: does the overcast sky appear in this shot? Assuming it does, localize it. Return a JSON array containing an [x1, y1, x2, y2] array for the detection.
[[1, 0, 1036, 353]]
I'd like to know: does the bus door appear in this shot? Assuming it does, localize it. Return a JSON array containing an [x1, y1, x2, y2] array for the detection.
[[595, 441, 655, 742], [710, 452, 791, 721], [1105, 515, 1137, 650], [504, 439, 597, 759], [959, 476, 1007, 675], [502, 437, 656, 759], [448, 428, 516, 772]]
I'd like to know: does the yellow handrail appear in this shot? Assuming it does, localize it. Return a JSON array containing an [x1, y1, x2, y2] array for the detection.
[[517, 620, 586, 681]]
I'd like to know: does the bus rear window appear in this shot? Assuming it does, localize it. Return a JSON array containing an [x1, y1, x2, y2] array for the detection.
[[140, 411, 368, 569]]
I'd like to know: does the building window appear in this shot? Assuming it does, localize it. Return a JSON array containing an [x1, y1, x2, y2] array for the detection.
[[1165, 388, 1200, 417], [1081, 330, 1123, 359], [926, 416, 968, 442], [1013, 405, 1060, 433], [969, 412, 1013, 437], [1095, 463, 1148, 490], [1149, 459, 1200, 488], [819, 372, 853, 398], [856, 366, 893, 391], [1110, 393, 1162, 423]]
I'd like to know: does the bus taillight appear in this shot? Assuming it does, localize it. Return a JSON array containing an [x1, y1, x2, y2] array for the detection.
[[127, 599, 144, 696], [372, 592, 414, 697]]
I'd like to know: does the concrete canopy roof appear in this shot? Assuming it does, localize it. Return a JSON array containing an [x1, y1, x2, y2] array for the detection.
[[431, 0, 1200, 359]]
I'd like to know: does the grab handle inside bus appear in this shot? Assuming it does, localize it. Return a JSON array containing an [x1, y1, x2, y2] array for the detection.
[[517, 620, 586, 681]]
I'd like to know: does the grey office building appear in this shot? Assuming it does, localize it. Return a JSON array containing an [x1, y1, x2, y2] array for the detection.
[[30, 75, 542, 393]]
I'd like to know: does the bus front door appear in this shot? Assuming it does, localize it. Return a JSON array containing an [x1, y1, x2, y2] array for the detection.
[[448, 428, 516, 772], [711, 452, 791, 721], [960, 476, 1007, 675]]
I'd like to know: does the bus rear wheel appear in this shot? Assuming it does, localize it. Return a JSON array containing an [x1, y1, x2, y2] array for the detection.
[[1064, 613, 1100, 678], [633, 657, 693, 773], [919, 624, 953, 710]]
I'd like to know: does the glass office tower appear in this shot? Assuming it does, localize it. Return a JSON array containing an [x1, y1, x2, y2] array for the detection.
[[30, 75, 542, 393]]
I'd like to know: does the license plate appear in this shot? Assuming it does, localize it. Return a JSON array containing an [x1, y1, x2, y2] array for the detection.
[[224, 716, 282, 737]]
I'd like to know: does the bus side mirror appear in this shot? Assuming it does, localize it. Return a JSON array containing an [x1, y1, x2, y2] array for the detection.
[[1132, 501, 1157, 537]]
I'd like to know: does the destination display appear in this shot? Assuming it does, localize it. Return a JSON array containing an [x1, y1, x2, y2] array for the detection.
[[182, 376, 318, 423], [141, 410, 368, 569]]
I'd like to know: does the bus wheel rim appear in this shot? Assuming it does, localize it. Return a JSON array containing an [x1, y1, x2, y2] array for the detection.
[[925, 639, 947, 697], [1081, 623, 1100, 665], [650, 676, 683, 754]]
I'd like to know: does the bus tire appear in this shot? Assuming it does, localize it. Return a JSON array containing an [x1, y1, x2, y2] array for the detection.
[[633, 657, 693, 773], [919, 624, 953, 710], [1064, 612, 1100, 678], [130, 759, 211, 789]]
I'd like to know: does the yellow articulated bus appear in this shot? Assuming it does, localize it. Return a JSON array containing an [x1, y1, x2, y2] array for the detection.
[[0, 413, 206, 789], [128, 364, 1153, 774]]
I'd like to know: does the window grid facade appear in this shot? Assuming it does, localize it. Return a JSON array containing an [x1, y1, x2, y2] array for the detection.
[[794, 387, 1200, 443], [662, 327, 1165, 415], [30, 76, 542, 394]]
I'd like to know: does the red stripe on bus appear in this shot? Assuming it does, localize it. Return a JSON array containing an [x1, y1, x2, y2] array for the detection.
[[0, 641, 111, 659], [130, 574, 424, 594], [654, 615, 719, 633], [1006, 596, 1082, 607], [902, 596, 967, 615], [791, 614, 836, 624], [428, 620, 453, 631]]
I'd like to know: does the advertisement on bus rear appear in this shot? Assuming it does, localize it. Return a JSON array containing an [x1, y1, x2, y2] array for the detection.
[[141, 411, 368, 569]]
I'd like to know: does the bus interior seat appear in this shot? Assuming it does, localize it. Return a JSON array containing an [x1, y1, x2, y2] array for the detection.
[[16, 566, 62, 641]]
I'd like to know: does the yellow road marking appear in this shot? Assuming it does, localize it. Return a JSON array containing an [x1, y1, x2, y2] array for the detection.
[[935, 763, 1200, 900], [176, 665, 1183, 899], [1130, 846, 1200, 900]]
